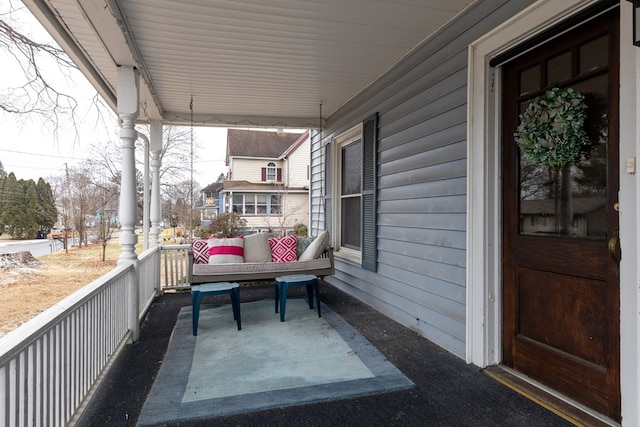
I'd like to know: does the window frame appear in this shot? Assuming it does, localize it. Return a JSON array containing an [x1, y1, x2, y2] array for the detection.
[[266, 162, 277, 181], [333, 124, 363, 262], [230, 193, 282, 216]]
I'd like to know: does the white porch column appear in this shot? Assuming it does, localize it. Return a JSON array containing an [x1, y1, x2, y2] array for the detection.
[[138, 131, 150, 250], [150, 120, 163, 247], [117, 65, 140, 342]]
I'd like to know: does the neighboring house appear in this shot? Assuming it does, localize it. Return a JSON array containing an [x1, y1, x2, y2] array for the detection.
[[222, 130, 310, 234], [199, 182, 223, 225]]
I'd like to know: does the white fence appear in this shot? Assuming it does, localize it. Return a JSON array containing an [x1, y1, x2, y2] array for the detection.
[[161, 244, 191, 290], [0, 249, 161, 427]]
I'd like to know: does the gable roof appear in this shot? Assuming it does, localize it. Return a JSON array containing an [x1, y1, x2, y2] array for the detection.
[[226, 130, 303, 164], [201, 182, 223, 193]]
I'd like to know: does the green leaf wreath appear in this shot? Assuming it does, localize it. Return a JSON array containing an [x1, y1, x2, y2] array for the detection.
[[514, 87, 590, 167]]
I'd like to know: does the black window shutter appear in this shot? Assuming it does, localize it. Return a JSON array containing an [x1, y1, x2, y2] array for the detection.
[[277, 168, 282, 182], [261, 168, 266, 181], [361, 113, 378, 272], [323, 142, 332, 238]]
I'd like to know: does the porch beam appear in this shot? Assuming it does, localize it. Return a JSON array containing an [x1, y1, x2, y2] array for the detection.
[[161, 111, 321, 130]]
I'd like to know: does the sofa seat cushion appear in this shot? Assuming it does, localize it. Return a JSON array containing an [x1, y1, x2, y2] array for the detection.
[[193, 257, 331, 277]]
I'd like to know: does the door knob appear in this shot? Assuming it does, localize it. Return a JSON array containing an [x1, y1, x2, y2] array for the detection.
[[609, 231, 620, 279], [608, 231, 620, 264]]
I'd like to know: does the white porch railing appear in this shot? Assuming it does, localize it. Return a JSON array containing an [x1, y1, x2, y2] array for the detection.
[[161, 244, 191, 290], [139, 246, 161, 313], [0, 248, 161, 427]]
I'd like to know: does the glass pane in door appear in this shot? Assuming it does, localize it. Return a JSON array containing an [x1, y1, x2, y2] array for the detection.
[[519, 75, 608, 239]]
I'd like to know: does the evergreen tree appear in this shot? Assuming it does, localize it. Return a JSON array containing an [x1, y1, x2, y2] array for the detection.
[[0, 161, 7, 179], [24, 180, 41, 239], [0, 173, 25, 238], [0, 173, 58, 239], [37, 178, 58, 231]]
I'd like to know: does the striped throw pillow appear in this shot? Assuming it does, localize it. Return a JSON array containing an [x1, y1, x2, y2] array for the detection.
[[208, 238, 244, 264]]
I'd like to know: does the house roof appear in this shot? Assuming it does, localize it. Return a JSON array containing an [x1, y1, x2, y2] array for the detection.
[[201, 182, 223, 193], [226, 130, 303, 164], [20, 0, 475, 128]]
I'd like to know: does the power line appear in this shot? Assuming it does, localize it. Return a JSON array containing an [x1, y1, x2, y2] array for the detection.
[[0, 148, 86, 161]]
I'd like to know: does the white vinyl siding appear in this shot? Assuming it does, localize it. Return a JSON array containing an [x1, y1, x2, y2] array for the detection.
[[310, 0, 536, 358], [231, 158, 284, 183]]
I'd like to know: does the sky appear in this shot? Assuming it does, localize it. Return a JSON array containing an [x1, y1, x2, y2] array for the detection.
[[0, 2, 228, 188], [0, 117, 230, 188]]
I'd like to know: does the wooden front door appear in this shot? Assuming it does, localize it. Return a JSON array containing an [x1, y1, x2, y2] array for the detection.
[[502, 9, 620, 420]]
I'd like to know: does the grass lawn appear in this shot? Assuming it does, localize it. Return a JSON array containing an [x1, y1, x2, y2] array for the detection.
[[0, 240, 127, 336]]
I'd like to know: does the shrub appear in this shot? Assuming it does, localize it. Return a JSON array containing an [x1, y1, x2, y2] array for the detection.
[[206, 213, 247, 237]]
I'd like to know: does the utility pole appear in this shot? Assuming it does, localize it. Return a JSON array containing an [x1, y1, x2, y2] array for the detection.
[[64, 162, 76, 251]]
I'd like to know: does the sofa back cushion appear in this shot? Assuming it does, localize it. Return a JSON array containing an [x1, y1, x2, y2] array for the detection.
[[298, 230, 330, 261], [268, 235, 297, 263], [192, 238, 210, 264], [208, 237, 244, 264], [243, 233, 272, 263], [296, 236, 313, 259]]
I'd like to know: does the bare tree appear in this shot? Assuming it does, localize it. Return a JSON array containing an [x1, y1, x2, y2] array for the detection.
[[155, 126, 199, 184], [48, 173, 72, 252], [1, 2, 113, 143], [163, 178, 201, 241], [263, 185, 306, 236], [89, 125, 203, 240], [67, 165, 98, 247], [1, 3, 76, 133], [93, 179, 119, 261]]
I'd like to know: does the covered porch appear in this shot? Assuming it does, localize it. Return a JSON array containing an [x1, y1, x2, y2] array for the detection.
[[3, 1, 490, 424], [78, 278, 577, 426], [3, 0, 640, 425]]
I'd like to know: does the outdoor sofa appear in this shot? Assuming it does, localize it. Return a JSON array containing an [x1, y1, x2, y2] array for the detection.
[[187, 230, 334, 285]]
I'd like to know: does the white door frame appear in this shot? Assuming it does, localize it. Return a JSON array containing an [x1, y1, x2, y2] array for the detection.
[[466, 0, 639, 424]]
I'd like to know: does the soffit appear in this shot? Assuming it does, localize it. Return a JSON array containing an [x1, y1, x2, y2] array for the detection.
[[23, 0, 474, 127]]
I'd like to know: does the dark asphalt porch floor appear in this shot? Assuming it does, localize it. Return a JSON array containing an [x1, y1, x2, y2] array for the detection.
[[76, 281, 577, 427]]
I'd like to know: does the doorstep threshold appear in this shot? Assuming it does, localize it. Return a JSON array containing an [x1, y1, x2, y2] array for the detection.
[[484, 366, 620, 427]]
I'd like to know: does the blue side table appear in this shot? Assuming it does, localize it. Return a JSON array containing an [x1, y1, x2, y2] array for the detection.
[[191, 282, 241, 336], [274, 274, 320, 322]]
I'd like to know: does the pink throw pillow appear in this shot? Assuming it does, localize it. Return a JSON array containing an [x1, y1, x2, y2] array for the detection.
[[268, 235, 297, 263], [192, 239, 209, 264]]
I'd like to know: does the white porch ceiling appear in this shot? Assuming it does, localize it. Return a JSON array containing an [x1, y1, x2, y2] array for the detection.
[[23, 0, 474, 128]]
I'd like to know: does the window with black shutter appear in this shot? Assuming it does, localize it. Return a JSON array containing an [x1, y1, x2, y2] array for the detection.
[[326, 113, 377, 271]]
